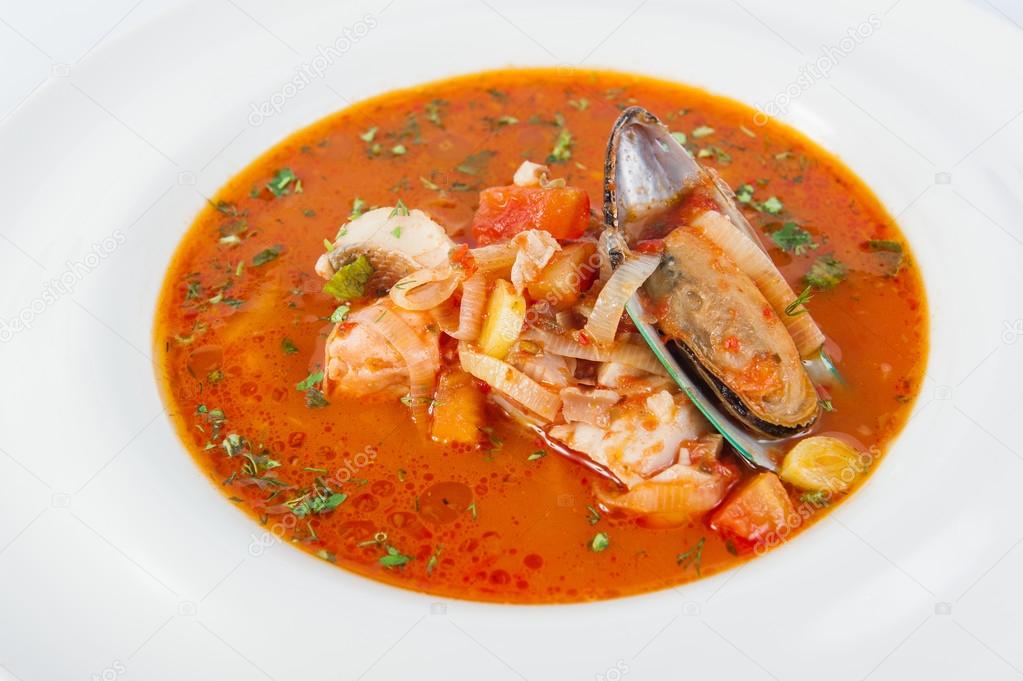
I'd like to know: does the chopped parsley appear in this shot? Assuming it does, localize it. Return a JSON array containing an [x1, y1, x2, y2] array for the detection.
[[770, 222, 818, 255], [390, 199, 410, 218], [359, 127, 378, 142], [323, 254, 374, 301], [221, 433, 246, 457], [867, 239, 905, 276], [670, 131, 687, 146], [527, 450, 546, 461], [349, 197, 366, 219], [426, 545, 442, 576], [305, 388, 329, 409], [329, 304, 350, 323], [586, 505, 601, 525], [390, 144, 407, 156], [266, 168, 299, 197], [485, 115, 519, 130], [568, 98, 589, 111], [425, 99, 447, 127], [280, 337, 299, 355], [251, 245, 283, 266], [590, 532, 610, 553], [697, 145, 731, 164], [760, 196, 784, 214], [296, 371, 324, 391], [676, 536, 706, 576], [805, 254, 847, 289], [800, 490, 830, 508], [735, 183, 755, 204], [691, 125, 715, 138], [379, 545, 412, 568], [547, 127, 574, 164], [286, 481, 346, 518], [456, 150, 496, 176], [784, 285, 815, 316]]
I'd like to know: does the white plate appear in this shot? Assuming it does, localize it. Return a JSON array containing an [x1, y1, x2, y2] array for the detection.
[[2, 1, 1022, 679]]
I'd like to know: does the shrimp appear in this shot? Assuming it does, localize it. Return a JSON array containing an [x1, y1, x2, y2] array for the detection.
[[549, 390, 736, 524], [323, 305, 440, 398]]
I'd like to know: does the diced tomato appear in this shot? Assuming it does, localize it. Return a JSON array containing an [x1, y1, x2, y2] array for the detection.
[[633, 239, 665, 254], [471, 185, 590, 245], [710, 472, 795, 551], [448, 243, 477, 276]]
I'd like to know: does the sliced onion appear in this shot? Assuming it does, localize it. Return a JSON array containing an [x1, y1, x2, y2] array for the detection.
[[353, 304, 439, 425], [389, 267, 461, 311], [451, 273, 486, 341], [559, 387, 621, 428], [458, 343, 561, 421], [515, 351, 575, 388], [521, 327, 611, 361], [583, 253, 660, 346], [609, 336, 668, 376], [469, 242, 517, 277], [429, 299, 461, 335], [693, 210, 825, 357], [595, 463, 734, 523]]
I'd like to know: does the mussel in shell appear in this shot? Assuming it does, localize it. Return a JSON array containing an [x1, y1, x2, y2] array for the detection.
[[603, 106, 821, 437]]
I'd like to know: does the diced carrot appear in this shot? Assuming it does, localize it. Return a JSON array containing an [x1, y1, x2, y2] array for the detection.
[[526, 242, 598, 309], [710, 472, 795, 550], [471, 185, 590, 245], [431, 369, 485, 445]]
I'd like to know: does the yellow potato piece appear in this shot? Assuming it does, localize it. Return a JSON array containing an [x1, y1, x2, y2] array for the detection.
[[477, 279, 525, 359], [780, 436, 866, 493]]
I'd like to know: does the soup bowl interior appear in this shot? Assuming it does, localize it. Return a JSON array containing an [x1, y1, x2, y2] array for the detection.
[[1, 0, 1021, 678]]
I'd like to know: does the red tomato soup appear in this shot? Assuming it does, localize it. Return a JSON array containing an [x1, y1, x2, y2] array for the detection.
[[154, 68, 928, 603]]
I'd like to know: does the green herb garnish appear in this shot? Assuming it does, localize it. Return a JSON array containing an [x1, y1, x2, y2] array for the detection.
[[329, 305, 350, 323], [590, 532, 610, 553], [349, 197, 366, 219], [379, 545, 412, 568], [805, 254, 847, 290], [323, 254, 374, 301], [801, 490, 830, 508], [784, 285, 814, 316], [770, 222, 817, 255], [760, 196, 783, 214], [296, 371, 324, 391], [251, 245, 282, 266], [697, 146, 731, 164], [305, 388, 329, 409], [691, 125, 715, 138], [867, 239, 905, 276], [456, 150, 496, 176], [547, 127, 573, 164], [426, 544, 442, 576], [390, 200, 409, 218], [425, 99, 447, 127], [266, 168, 298, 197], [676, 537, 705, 575]]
